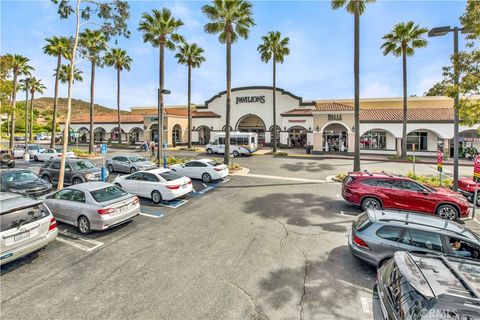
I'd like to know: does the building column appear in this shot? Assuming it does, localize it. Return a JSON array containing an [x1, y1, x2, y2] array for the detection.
[[264, 132, 271, 144], [313, 132, 322, 151], [144, 129, 151, 142], [396, 138, 402, 157], [307, 132, 313, 146], [280, 132, 288, 146], [347, 132, 355, 153], [443, 139, 450, 159]]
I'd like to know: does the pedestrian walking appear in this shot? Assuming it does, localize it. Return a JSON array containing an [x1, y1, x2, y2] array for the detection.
[[150, 140, 156, 157]]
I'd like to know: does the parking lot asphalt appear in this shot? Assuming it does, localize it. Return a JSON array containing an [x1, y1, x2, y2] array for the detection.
[[2, 153, 478, 320]]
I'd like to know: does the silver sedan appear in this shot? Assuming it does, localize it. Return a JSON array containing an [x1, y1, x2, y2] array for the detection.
[[40, 182, 140, 234], [106, 155, 156, 174]]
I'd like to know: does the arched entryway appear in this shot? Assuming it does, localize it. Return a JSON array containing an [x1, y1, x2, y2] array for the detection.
[[322, 122, 349, 152], [93, 127, 106, 143], [129, 127, 144, 145], [110, 127, 126, 142], [287, 126, 307, 148], [77, 127, 89, 143], [197, 126, 211, 145], [236, 114, 266, 144], [172, 124, 181, 147], [149, 123, 159, 143]]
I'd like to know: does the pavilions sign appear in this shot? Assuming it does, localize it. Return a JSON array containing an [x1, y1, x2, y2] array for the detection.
[[236, 96, 266, 104]]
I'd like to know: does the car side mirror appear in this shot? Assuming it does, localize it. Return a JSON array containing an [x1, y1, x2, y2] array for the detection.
[[420, 190, 429, 195]]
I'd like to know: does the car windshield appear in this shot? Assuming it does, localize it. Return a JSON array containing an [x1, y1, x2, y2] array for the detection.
[[2, 170, 38, 183], [1, 203, 48, 232], [130, 156, 148, 163], [207, 160, 221, 166], [71, 160, 95, 171], [90, 186, 127, 203], [159, 171, 182, 181], [55, 149, 62, 153]]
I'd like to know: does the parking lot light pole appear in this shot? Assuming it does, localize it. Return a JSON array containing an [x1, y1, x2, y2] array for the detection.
[[428, 26, 463, 192], [157, 88, 171, 168]]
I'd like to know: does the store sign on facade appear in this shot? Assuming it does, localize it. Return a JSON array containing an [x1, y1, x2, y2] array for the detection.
[[235, 96, 266, 104], [288, 119, 306, 123], [328, 114, 342, 121]]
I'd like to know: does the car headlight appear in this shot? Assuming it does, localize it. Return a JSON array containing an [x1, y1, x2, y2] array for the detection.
[[9, 188, 27, 195], [85, 173, 95, 179]]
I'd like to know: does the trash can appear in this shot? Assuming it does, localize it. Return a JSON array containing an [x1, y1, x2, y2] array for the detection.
[[306, 145, 312, 154]]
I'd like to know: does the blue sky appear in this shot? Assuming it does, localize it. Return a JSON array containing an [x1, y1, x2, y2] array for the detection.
[[0, 0, 469, 110]]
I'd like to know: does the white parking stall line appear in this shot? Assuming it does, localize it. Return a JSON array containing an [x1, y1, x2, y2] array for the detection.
[[139, 212, 165, 219], [57, 231, 103, 252], [420, 163, 453, 179], [242, 173, 326, 183], [360, 297, 372, 314]]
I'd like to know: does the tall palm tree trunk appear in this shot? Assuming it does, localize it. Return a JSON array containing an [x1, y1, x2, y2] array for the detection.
[[51, 55, 61, 148], [187, 64, 192, 149], [58, 0, 80, 190], [89, 60, 95, 153], [224, 31, 232, 165], [24, 87, 29, 144], [401, 45, 408, 159], [272, 57, 277, 153], [158, 43, 165, 166], [9, 73, 18, 149], [353, 0, 360, 172], [30, 91, 35, 141], [117, 68, 121, 144]]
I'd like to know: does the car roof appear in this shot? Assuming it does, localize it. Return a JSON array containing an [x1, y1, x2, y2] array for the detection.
[[194, 159, 215, 163], [397, 252, 480, 301], [348, 171, 404, 179], [369, 209, 480, 242], [140, 168, 170, 174], [0, 192, 43, 213], [65, 181, 113, 192]]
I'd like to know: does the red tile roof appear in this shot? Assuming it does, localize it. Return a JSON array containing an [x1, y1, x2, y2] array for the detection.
[[280, 109, 313, 116], [69, 114, 144, 124], [360, 108, 454, 122], [315, 102, 354, 111], [141, 108, 188, 116], [192, 111, 221, 118]]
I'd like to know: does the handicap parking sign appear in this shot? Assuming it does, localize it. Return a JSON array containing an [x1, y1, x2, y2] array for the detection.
[[100, 143, 107, 155]]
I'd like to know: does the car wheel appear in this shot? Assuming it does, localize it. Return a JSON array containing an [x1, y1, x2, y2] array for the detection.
[[437, 204, 458, 220], [202, 173, 212, 183], [42, 175, 52, 183], [361, 197, 382, 211], [34, 155, 38, 161], [108, 164, 114, 173], [206, 148, 213, 154], [72, 177, 83, 185], [78, 216, 91, 234], [151, 190, 163, 204], [8, 162, 15, 168], [233, 150, 239, 157], [130, 167, 137, 173]]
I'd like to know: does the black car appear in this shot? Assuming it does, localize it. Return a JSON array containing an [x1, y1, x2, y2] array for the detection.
[[376, 251, 480, 319], [0, 169, 52, 197], [0, 150, 15, 168], [39, 158, 106, 185]]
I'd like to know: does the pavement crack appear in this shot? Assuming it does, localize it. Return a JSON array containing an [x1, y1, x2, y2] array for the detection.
[[297, 247, 309, 320], [214, 275, 270, 320], [266, 217, 289, 248]]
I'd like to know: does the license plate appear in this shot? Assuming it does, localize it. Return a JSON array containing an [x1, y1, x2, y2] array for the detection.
[[182, 184, 187, 188], [14, 231, 30, 242]]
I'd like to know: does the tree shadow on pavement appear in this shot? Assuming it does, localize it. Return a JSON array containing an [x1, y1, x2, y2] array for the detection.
[[258, 246, 376, 319], [243, 192, 361, 231], [280, 161, 335, 173]]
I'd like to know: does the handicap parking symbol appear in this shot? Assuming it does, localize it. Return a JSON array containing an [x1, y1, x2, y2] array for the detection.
[[158, 199, 188, 209]]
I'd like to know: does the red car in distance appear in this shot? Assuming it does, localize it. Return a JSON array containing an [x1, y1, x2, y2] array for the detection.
[[459, 178, 480, 207], [342, 171, 471, 220]]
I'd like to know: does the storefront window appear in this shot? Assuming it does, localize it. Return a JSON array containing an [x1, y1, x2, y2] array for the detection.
[[407, 132, 428, 151], [360, 131, 387, 150]]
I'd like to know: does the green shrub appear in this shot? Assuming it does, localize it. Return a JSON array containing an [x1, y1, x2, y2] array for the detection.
[[407, 171, 452, 188], [273, 152, 288, 156], [335, 172, 348, 181], [71, 148, 99, 157], [388, 155, 414, 161]]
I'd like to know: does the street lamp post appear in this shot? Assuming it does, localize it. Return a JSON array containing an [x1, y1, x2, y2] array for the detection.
[[428, 26, 463, 192]]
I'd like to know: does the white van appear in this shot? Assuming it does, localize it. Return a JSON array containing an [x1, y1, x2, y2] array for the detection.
[[206, 132, 258, 156]]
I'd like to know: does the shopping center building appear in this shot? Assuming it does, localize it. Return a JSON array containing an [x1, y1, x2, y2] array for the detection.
[[66, 86, 480, 157]]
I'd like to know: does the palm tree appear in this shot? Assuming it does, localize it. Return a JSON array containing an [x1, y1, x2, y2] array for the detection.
[[331, 0, 374, 171], [18, 77, 32, 142], [104, 48, 132, 144], [28, 77, 46, 141], [43, 36, 71, 148], [381, 21, 428, 159], [5, 54, 33, 149], [202, 0, 255, 165], [139, 8, 184, 166], [57, 64, 83, 84], [257, 31, 290, 153], [79, 29, 108, 153], [175, 42, 206, 149]]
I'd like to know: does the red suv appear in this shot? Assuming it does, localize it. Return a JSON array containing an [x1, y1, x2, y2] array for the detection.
[[342, 171, 471, 220]]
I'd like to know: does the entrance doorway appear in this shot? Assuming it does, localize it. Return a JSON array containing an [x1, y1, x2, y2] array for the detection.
[[288, 127, 307, 148], [198, 126, 211, 145], [322, 123, 348, 152], [172, 124, 181, 147], [237, 114, 266, 144]]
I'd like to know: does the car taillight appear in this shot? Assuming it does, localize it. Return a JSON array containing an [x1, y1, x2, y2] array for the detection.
[[132, 196, 139, 205], [49, 217, 57, 231], [353, 235, 369, 249], [166, 185, 180, 190], [214, 167, 223, 171], [97, 208, 115, 215], [188, 180, 192, 184]]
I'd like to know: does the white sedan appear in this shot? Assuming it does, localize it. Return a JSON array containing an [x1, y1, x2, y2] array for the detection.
[[112, 168, 193, 204], [170, 159, 229, 183], [34, 148, 75, 162], [13, 144, 45, 158]]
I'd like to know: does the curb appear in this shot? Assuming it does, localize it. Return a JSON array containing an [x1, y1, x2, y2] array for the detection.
[[229, 167, 250, 176]]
